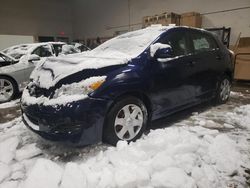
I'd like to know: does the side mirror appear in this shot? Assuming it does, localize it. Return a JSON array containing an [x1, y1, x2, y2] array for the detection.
[[28, 54, 41, 63], [150, 43, 173, 59]]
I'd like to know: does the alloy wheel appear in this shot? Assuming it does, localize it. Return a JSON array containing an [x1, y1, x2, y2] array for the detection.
[[220, 79, 230, 101], [114, 104, 144, 141], [0, 79, 14, 102]]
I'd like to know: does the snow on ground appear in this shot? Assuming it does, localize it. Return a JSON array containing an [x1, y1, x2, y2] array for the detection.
[[0, 91, 249, 188], [0, 100, 19, 109]]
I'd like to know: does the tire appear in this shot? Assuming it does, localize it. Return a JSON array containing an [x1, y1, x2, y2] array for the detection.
[[103, 96, 148, 146], [214, 75, 231, 104], [0, 76, 18, 103]]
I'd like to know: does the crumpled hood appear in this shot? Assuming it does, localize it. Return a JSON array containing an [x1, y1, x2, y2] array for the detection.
[[30, 25, 172, 89], [30, 51, 130, 89]]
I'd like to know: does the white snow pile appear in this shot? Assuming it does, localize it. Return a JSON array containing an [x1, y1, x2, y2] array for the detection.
[[2, 42, 65, 60], [21, 76, 106, 106], [2, 44, 40, 60], [230, 91, 245, 98], [0, 104, 250, 188], [0, 99, 19, 109], [30, 25, 173, 89], [226, 104, 250, 130], [18, 126, 249, 188]]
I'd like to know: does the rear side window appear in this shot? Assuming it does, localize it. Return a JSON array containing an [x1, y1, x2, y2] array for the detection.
[[161, 31, 190, 57], [191, 32, 218, 53]]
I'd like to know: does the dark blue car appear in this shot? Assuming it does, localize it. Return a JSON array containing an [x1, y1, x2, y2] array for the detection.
[[21, 26, 233, 146]]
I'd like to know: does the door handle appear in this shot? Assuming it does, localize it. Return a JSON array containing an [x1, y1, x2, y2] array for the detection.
[[188, 61, 197, 66], [216, 55, 222, 60]]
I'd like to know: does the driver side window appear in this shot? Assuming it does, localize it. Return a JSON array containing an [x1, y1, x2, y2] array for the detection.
[[162, 31, 189, 57], [32, 45, 53, 57]]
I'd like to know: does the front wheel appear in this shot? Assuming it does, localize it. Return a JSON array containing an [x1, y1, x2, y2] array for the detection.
[[0, 76, 18, 103], [214, 76, 231, 104], [103, 97, 148, 146]]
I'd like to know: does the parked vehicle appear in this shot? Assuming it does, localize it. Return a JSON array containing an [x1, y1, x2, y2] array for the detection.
[[0, 42, 80, 103], [21, 26, 234, 146], [0, 52, 19, 102]]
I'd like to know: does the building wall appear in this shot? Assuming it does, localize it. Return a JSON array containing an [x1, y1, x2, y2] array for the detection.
[[0, 35, 34, 51], [0, 0, 73, 41], [72, 0, 250, 45], [72, 0, 130, 41], [1, 0, 249, 46]]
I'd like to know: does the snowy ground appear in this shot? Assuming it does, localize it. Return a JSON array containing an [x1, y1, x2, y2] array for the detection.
[[0, 87, 250, 188]]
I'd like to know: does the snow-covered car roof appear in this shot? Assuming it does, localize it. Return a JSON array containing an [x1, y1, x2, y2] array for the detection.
[[31, 25, 174, 89], [94, 25, 172, 58], [2, 42, 65, 60]]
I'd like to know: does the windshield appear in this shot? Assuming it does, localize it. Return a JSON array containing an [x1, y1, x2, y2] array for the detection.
[[91, 26, 168, 58], [3, 44, 35, 60], [0, 53, 14, 63]]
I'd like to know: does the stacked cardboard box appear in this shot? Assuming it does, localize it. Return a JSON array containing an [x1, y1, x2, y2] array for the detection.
[[180, 12, 202, 28], [142, 12, 180, 28], [234, 37, 250, 80], [142, 16, 151, 28], [158, 12, 180, 26]]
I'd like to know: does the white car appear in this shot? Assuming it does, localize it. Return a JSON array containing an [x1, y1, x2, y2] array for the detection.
[[0, 42, 80, 103]]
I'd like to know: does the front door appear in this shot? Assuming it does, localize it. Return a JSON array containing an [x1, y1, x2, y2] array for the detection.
[[188, 30, 223, 100], [149, 29, 198, 120]]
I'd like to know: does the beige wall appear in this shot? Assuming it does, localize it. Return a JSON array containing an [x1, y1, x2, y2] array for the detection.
[[0, 35, 34, 51], [72, 0, 250, 45], [0, 0, 73, 40]]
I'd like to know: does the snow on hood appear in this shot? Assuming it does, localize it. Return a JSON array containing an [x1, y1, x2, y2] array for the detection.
[[30, 53, 129, 89], [0, 52, 17, 62], [31, 25, 173, 89], [2, 43, 42, 60]]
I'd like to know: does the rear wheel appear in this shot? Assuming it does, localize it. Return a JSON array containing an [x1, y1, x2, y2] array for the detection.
[[0, 76, 18, 103], [103, 97, 148, 146], [214, 75, 231, 104]]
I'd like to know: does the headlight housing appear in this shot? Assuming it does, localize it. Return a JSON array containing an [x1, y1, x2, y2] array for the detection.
[[53, 76, 106, 98]]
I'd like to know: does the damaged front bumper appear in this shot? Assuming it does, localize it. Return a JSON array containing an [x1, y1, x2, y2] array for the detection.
[[21, 96, 112, 146]]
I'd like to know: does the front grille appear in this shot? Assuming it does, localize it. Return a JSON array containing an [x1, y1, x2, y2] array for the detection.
[[25, 113, 82, 134]]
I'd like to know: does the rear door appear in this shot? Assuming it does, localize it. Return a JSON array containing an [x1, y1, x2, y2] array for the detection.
[[188, 30, 222, 100]]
